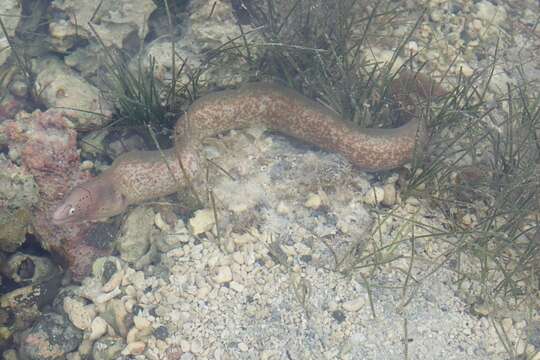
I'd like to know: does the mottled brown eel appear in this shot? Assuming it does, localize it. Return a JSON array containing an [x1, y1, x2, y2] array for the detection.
[[52, 71, 446, 225]]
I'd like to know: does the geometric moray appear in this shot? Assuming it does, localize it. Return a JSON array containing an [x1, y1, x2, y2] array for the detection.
[[52, 71, 446, 225]]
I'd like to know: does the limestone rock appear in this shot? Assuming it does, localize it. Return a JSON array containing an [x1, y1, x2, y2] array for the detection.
[[0, 0, 21, 67], [18, 313, 83, 360], [48, 0, 156, 50], [189, 209, 215, 235], [140, 0, 261, 92], [0, 253, 58, 284], [0, 156, 38, 252], [34, 57, 113, 129], [117, 206, 155, 263]]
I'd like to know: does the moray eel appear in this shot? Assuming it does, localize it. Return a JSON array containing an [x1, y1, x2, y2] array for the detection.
[[52, 71, 446, 225]]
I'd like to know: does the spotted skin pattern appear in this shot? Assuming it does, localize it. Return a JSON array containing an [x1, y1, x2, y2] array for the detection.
[[52, 71, 446, 224]]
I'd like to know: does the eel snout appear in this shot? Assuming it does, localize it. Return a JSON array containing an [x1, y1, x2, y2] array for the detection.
[[52, 178, 128, 225], [52, 185, 95, 225]]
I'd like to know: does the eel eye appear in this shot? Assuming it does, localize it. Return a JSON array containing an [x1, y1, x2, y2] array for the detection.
[[68, 207, 76, 216]]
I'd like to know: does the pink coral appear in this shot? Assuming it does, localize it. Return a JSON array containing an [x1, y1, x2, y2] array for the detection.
[[0, 96, 26, 121], [1, 109, 111, 279]]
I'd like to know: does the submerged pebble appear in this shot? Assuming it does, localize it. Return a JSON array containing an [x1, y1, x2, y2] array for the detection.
[[189, 209, 216, 235]]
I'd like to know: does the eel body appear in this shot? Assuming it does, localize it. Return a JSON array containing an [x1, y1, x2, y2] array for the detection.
[[52, 72, 446, 225]]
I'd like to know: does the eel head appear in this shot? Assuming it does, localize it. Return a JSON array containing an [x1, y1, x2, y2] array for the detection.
[[52, 176, 129, 225]]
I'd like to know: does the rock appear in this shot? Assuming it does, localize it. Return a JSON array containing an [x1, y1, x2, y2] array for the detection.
[[233, 232, 253, 246], [0, 156, 38, 252], [526, 321, 540, 348], [164, 346, 183, 359], [475, 1, 507, 27], [0, 273, 63, 332], [0, 155, 39, 209], [294, 243, 312, 256], [105, 130, 147, 158], [80, 128, 108, 157], [63, 296, 96, 330], [1, 253, 58, 285], [456, 62, 474, 78], [163, 219, 192, 247], [47, 20, 77, 53], [261, 350, 279, 359], [305, 193, 323, 209], [50, 285, 81, 314], [223, 237, 236, 254], [127, 270, 146, 291], [404, 40, 418, 56], [0, 0, 21, 67], [362, 186, 385, 205], [342, 297, 365, 312], [196, 284, 211, 299], [467, 19, 483, 40], [141, 0, 261, 94], [381, 183, 397, 206], [79, 276, 105, 304], [229, 281, 244, 293], [80, 160, 94, 171], [34, 57, 113, 129], [0, 325, 13, 352], [92, 256, 123, 289], [153, 325, 169, 340], [365, 47, 404, 73], [189, 209, 215, 235], [2, 349, 17, 360], [77, 339, 93, 359], [117, 206, 155, 263], [126, 326, 139, 344], [133, 315, 152, 331], [48, 0, 157, 50], [488, 68, 516, 94], [470, 302, 492, 317], [212, 266, 233, 284], [0, 207, 31, 253], [89, 316, 108, 341], [63, 43, 103, 76], [189, 0, 252, 49], [501, 317, 513, 334], [276, 201, 290, 214], [101, 299, 129, 336], [155, 212, 172, 232], [180, 339, 190, 353], [18, 313, 83, 360], [331, 310, 346, 323], [461, 213, 476, 227], [405, 196, 421, 207], [92, 336, 125, 360], [123, 341, 146, 355], [232, 252, 244, 264], [190, 339, 202, 354], [0, 93, 28, 121]]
